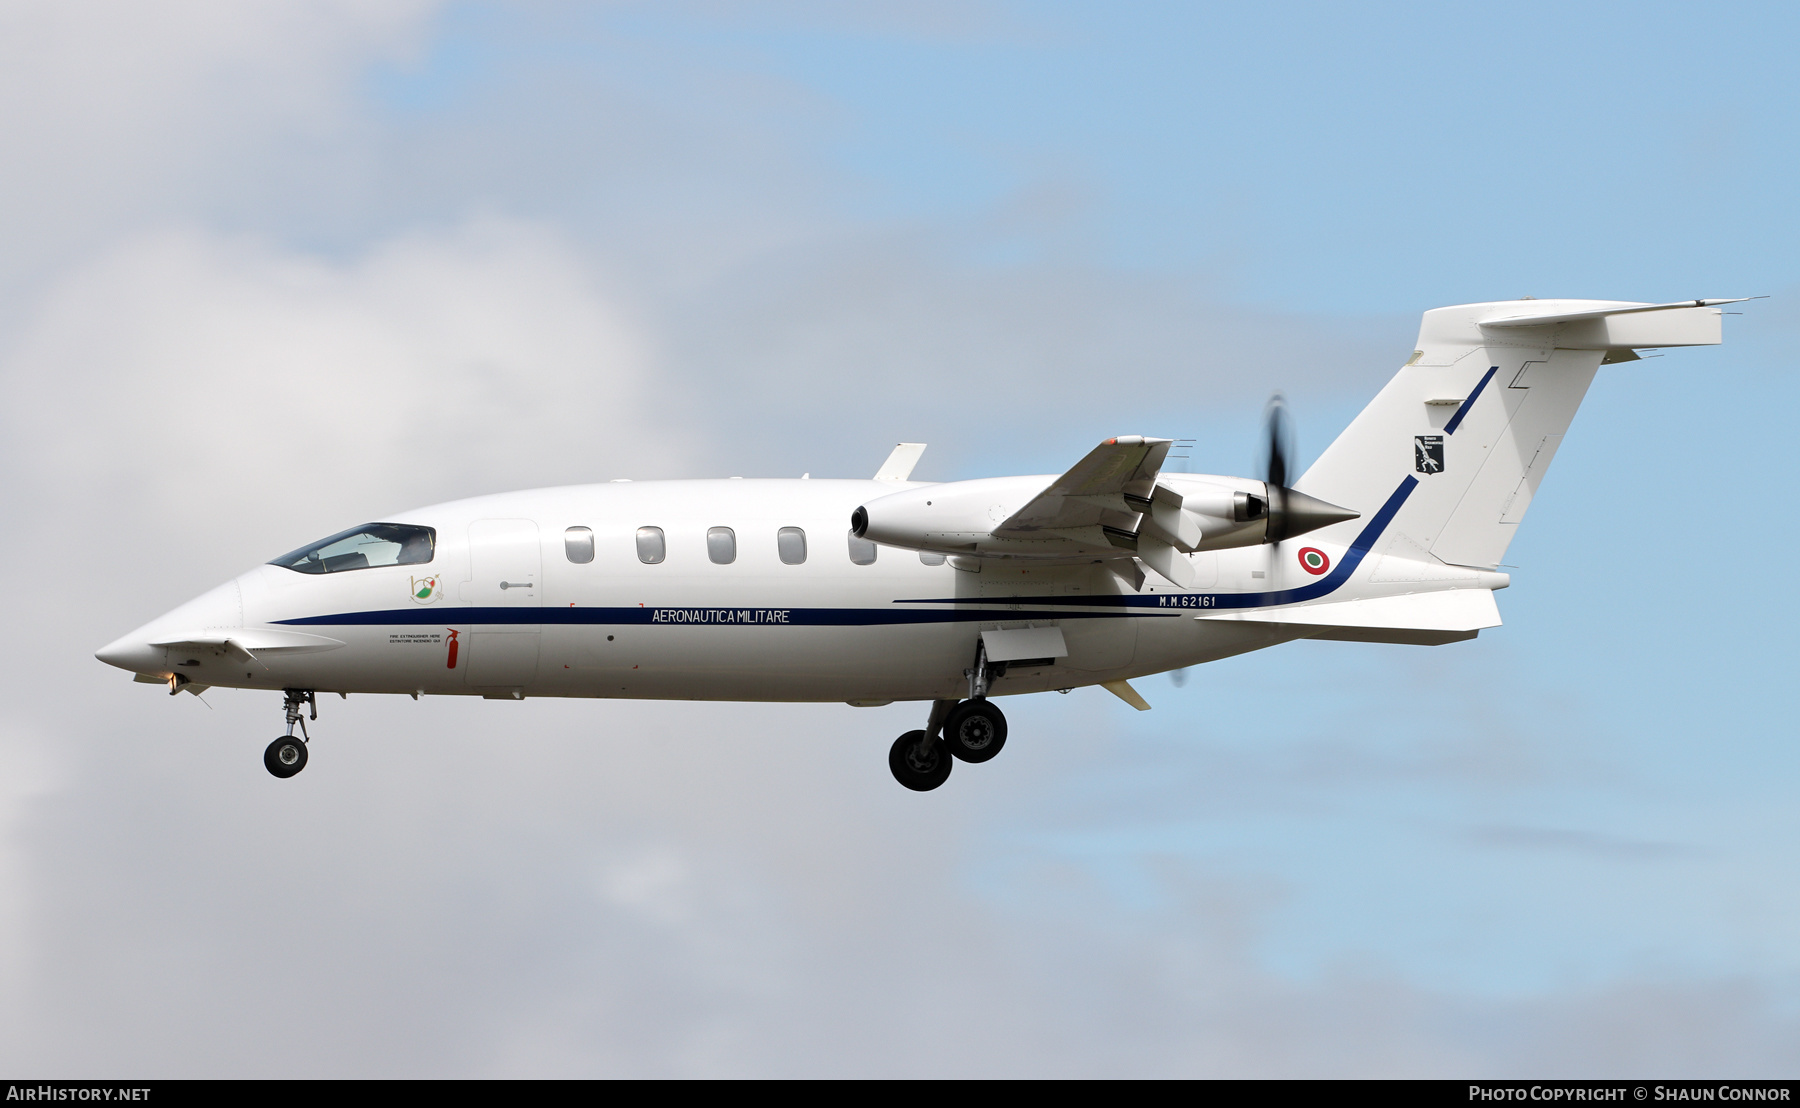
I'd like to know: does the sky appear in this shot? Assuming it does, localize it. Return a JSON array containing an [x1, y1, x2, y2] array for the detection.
[[2, 0, 1798, 1077]]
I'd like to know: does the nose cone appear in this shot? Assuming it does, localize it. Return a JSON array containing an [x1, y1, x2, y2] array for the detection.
[[95, 578, 241, 676], [95, 629, 165, 674]]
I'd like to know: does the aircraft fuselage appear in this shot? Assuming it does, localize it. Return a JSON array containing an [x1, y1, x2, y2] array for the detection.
[[101, 477, 1328, 705]]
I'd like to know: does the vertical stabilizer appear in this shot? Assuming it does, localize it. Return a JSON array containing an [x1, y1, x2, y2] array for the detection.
[[1294, 299, 1731, 570]]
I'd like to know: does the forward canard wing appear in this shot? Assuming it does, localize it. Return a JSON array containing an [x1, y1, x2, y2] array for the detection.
[[140, 628, 346, 696], [149, 628, 347, 664]]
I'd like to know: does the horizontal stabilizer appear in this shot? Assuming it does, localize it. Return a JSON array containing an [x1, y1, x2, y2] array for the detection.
[[1479, 298, 1750, 328], [1402, 297, 1743, 362]]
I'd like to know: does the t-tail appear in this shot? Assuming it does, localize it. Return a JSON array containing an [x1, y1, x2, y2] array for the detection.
[[1293, 298, 1743, 571]]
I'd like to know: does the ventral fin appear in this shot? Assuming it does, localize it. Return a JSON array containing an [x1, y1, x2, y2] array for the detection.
[[1101, 679, 1151, 711]]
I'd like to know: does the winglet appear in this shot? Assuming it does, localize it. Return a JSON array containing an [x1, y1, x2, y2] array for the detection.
[[874, 443, 927, 481], [1101, 679, 1151, 711]]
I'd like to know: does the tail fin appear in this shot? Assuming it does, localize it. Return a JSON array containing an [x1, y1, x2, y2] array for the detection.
[[1295, 298, 1736, 570]]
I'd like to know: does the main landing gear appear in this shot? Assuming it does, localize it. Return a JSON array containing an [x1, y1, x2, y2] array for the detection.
[[264, 689, 315, 779], [942, 699, 1007, 763], [887, 644, 1011, 791]]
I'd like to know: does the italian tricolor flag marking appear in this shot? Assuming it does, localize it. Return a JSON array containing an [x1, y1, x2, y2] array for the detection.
[[1298, 547, 1330, 575]]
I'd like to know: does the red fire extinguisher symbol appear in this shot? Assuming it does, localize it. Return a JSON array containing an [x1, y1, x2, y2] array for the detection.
[[446, 628, 460, 669]]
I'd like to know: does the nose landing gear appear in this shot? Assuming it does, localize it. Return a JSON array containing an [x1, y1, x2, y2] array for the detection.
[[264, 689, 315, 779], [265, 735, 308, 778]]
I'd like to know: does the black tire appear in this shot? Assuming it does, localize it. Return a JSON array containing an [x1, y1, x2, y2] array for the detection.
[[264, 736, 308, 779], [942, 699, 1007, 763], [888, 729, 952, 791]]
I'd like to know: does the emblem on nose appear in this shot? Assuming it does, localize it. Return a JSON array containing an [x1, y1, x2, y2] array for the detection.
[[410, 575, 441, 604]]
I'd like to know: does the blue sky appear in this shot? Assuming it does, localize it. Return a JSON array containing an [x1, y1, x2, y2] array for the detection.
[[360, 2, 1799, 306], [2, 0, 1797, 1076]]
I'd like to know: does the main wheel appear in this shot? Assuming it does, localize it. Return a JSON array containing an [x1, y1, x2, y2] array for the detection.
[[888, 729, 952, 791], [264, 736, 308, 779], [942, 699, 1007, 763]]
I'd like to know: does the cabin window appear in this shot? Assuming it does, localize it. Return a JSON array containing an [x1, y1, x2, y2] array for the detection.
[[270, 523, 435, 575], [635, 526, 666, 564], [847, 531, 877, 565], [707, 526, 736, 565], [919, 552, 946, 566], [777, 526, 807, 565], [564, 526, 594, 564]]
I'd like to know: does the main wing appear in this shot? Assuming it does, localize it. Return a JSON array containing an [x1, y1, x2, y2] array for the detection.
[[993, 436, 1173, 537], [992, 435, 1203, 586]]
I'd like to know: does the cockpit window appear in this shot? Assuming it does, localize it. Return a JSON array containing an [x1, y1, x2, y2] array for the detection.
[[270, 523, 436, 574]]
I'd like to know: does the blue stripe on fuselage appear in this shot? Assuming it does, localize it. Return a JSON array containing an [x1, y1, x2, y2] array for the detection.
[[274, 605, 1176, 628], [896, 472, 1418, 612], [275, 475, 1420, 630]]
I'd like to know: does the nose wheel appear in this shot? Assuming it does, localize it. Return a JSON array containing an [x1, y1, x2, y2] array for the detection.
[[265, 736, 308, 778], [265, 689, 316, 779]]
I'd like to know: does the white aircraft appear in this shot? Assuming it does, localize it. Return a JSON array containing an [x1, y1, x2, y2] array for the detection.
[[96, 297, 1742, 790]]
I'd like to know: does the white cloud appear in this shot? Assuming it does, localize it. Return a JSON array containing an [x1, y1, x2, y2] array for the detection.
[[7, 681, 1795, 1076], [0, 718, 65, 1045], [2, 219, 662, 603], [0, 0, 438, 287], [0, 221, 669, 1074]]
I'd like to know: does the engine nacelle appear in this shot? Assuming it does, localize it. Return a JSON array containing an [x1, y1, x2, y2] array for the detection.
[[851, 476, 1078, 557], [852, 472, 1359, 562], [1163, 477, 1360, 549], [1157, 482, 1268, 552]]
